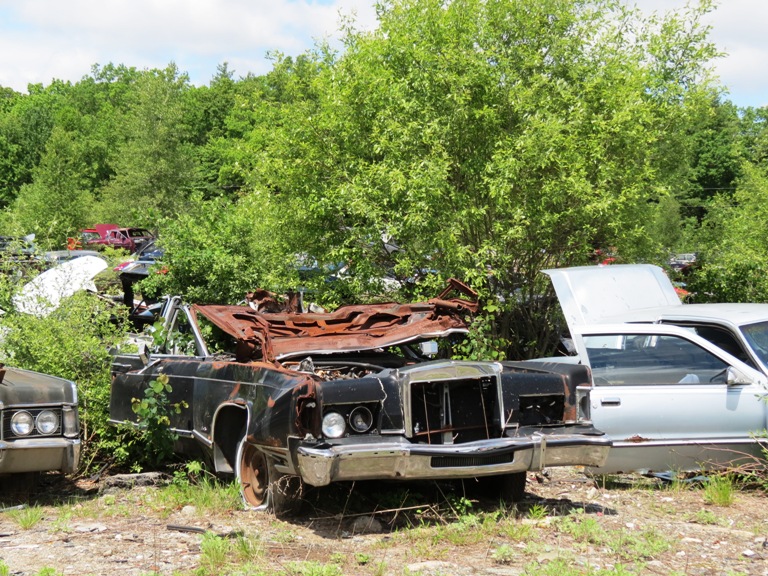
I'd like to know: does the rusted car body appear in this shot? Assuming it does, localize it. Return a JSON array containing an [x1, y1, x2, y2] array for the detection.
[[109, 281, 610, 513], [0, 365, 80, 475]]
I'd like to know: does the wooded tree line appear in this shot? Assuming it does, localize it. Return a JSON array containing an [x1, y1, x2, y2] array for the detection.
[[1, 0, 767, 360]]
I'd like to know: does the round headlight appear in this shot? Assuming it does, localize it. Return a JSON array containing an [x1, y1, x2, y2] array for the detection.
[[322, 412, 346, 438], [348, 406, 373, 433], [10, 411, 34, 436], [36, 410, 59, 435]]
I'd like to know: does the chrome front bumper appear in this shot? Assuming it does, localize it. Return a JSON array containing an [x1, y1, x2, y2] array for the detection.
[[0, 437, 81, 474], [296, 432, 611, 487]]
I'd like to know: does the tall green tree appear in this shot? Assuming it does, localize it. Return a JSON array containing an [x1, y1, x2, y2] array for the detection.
[[237, 0, 719, 357], [97, 64, 197, 224]]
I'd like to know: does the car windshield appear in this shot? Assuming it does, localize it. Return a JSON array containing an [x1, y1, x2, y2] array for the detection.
[[740, 321, 768, 367]]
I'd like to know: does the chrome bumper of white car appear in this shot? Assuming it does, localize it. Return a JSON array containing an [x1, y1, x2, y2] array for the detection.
[[0, 437, 81, 474], [296, 433, 611, 487]]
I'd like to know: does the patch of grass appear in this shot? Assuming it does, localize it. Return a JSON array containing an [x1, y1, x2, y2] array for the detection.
[[703, 475, 735, 506], [144, 477, 241, 517], [284, 561, 343, 576], [197, 533, 231, 575], [524, 557, 636, 575], [556, 510, 607, 545], [233, 535, 263, 563], [32, 569, 60, 576], [607, 527, 674, 561], [689, 508, 722, 525], [8, 505, 45, 530]]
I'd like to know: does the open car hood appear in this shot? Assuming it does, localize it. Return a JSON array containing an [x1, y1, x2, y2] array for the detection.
[[193, 278, 478, 362], [543, 264, 681, 333]]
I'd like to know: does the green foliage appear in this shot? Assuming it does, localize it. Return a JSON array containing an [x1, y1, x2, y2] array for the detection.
[[454, 307, 507, 361], [688, 163, 768, 302], [129, 373, 188, 467], [0, 291, 127, 468], [140, 192, 302, 304], [235, 0, 720, 355]]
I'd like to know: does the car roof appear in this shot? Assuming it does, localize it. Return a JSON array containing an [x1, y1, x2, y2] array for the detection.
[[606, 302, 768, 328]]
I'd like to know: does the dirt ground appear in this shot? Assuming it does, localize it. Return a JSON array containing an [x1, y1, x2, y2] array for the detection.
[[0, 467, 766, 576]]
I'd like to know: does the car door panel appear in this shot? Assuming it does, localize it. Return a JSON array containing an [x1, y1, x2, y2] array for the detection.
[[573, 324, 768, 473]]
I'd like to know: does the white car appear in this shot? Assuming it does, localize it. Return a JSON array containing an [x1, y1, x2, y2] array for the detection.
[[542, 264, 768, 474]]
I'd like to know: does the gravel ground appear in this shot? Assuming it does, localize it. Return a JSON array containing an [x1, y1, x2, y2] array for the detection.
[[0, 468, 765, 575]]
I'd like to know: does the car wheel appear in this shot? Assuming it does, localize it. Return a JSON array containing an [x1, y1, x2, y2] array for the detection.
[[500, 471, 527, 503], [236, 438, 269, 509], [236, 438, 303, 516]]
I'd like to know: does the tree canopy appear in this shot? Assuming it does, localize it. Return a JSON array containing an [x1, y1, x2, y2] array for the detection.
[[0, 0, 764, 359]]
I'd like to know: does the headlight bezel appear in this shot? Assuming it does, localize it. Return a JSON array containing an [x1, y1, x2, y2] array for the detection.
[[348, 406, 374, 433], [10, 411, 34, 436]]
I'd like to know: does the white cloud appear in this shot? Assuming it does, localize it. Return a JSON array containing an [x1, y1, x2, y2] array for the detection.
[[0, 0, 377, 90], [0, 0, 764, 107]]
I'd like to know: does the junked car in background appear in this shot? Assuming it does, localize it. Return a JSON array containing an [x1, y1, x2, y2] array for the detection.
[[541, 264, 768, 475], [83, 226, 154, 253], [110, 280, 611, 514]]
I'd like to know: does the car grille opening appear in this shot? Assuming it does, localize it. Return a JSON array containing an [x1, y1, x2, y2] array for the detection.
[[411, 376, 499, 444], [431, 453, 513, 468]]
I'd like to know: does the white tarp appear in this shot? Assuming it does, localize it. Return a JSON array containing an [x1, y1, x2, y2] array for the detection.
[[13, 255, 107, 316]]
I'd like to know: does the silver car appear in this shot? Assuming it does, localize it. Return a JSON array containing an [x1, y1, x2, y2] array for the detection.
[[542, 264, 768, 474]]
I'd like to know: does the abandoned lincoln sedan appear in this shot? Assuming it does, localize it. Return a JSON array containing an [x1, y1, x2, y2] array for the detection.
[[109, 280, 610, 514]]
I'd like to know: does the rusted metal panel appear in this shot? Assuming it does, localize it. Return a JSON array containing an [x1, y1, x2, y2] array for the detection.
[[193, 278, 478, 362]]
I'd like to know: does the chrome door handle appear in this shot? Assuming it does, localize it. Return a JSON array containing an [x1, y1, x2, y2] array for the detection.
[[601, 397, 621, 406]]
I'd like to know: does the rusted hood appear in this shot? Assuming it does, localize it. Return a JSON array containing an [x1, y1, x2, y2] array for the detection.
[[193, 278, 478, 362]]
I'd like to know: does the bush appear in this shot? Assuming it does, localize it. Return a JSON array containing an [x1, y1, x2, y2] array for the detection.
[[0, 291, 129, 470]]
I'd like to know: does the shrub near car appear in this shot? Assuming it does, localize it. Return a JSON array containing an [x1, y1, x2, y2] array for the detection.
[[543, 264, 768, 475], [0, 364, 80, 476], [109, 280, 611, 514]]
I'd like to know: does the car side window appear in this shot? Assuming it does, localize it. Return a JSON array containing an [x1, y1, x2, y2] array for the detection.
[[585, 333, 728, 386]]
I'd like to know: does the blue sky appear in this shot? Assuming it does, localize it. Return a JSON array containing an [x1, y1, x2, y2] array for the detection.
[[0, 0, 764, 108]]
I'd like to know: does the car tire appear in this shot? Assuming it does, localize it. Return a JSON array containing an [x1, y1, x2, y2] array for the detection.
[[236, 437, 303, 516], [500, 471, 527, 503]]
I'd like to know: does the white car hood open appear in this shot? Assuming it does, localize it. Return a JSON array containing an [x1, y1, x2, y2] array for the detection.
[[14, 255, 107, 316], [543, 264, 682, 333]]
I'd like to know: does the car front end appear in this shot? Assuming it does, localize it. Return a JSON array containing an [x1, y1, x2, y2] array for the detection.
[[0, 367, 80, 474], [293, 360, 610, 486]]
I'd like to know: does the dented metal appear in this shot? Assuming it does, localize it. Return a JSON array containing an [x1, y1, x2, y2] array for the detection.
[[109, 280, 609, 513]]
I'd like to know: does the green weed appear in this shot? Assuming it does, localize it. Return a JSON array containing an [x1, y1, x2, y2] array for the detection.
[[8, 505, 45, 530], [492, 544, 516, 564], [703, 475, 735, 506], [526, 503, 549, 520], [690, 508, 722, 525], [197, 532, 231, 575]]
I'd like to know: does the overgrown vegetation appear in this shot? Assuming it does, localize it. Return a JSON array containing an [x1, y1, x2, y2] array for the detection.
[[0, 0, 765, 476]]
